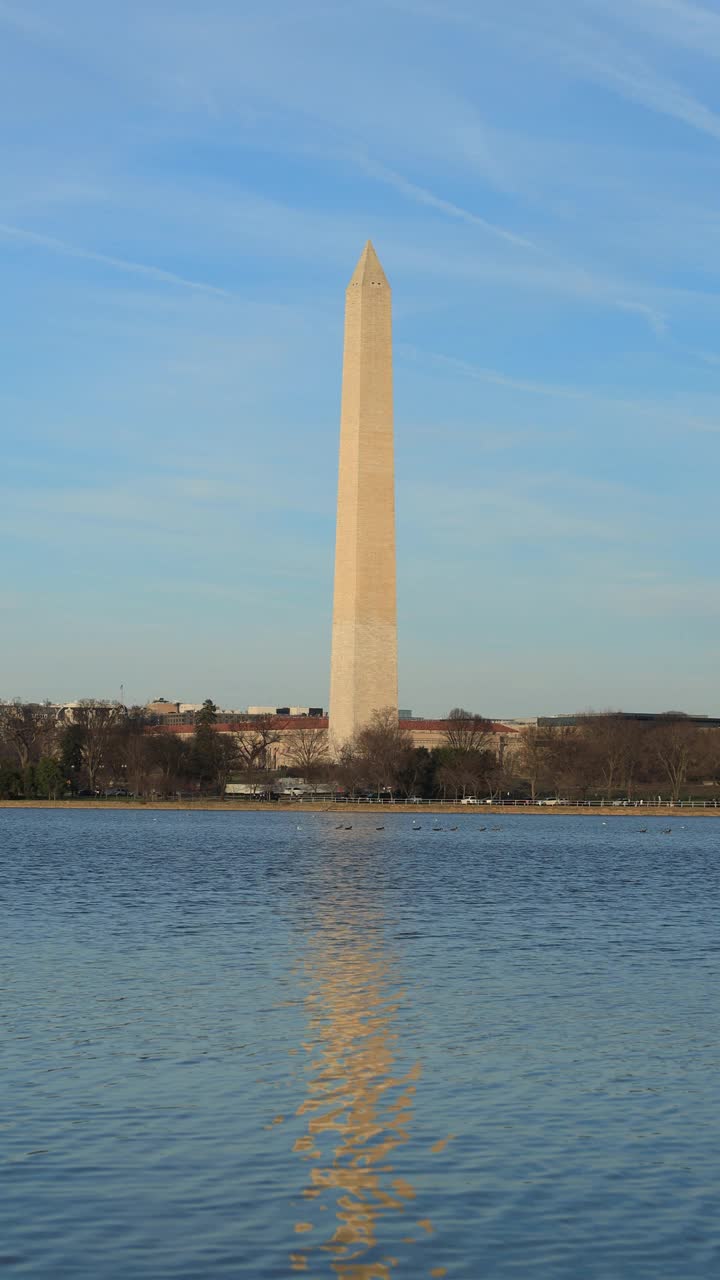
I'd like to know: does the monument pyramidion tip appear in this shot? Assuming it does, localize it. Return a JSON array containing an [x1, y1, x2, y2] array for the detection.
[[348, 239, 390, 289]]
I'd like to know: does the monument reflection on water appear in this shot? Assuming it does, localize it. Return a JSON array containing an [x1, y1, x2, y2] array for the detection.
[[289, 875, 446, 1278]]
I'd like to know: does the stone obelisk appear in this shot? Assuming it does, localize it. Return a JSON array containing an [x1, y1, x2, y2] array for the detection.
[[329, 241, 398, 747]]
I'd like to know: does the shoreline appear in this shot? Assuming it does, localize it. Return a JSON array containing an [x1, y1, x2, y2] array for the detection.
[[1, 800, 718, 817]]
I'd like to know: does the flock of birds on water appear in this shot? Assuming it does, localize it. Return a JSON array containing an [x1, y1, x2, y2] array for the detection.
[[331, 822, 470, 832], [290, 820, 684, 834]]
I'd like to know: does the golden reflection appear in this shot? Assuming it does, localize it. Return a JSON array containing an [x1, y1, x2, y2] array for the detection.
[[290, 917, 440, 1278]]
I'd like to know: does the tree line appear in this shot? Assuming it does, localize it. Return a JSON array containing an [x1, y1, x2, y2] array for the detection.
[[0, 699, 277, 799], [516, 714, 720, 803], [337, 709, 720, 803], [1, 700, 718, 802]]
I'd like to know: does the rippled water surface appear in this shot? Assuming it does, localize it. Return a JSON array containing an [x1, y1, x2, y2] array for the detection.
[[3, 810, 720, 1278]]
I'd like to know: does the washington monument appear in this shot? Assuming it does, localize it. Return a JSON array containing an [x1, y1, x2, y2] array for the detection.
[[328, 241, 398, 747]]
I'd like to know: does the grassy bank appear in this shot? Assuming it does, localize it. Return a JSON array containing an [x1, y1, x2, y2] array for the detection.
[[1, 800, 718, 817]]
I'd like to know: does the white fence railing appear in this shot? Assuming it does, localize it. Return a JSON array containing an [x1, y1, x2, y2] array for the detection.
[[285, 796, 720, 808]]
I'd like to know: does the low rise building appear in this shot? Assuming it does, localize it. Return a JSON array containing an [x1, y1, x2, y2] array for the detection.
[[247, 705, 324, 718], [538, 712, 720, 730], [146, 715, 520, 769], [146, 699, 180, 718]]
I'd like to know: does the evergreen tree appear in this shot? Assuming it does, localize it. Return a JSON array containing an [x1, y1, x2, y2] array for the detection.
[[190, 700, 235, 793], [36, 757, 65, 799]]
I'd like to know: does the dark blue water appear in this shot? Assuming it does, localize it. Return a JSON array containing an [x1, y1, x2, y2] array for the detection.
[[2, 810, 719, 1278]]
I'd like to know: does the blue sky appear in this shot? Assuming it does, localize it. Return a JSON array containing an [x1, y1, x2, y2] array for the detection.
[[2, 0, 720, 716]]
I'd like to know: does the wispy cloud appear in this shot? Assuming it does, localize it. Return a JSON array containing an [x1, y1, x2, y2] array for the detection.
[[532, 6, 720, 142], [692, 348, 720, 367], [596, 0, 720, 60], [400, 344, 720, 436], [400, 347, 587, 400], [405, 477, 629, 544], [358, 156, 535, 249], [393, 244, 669, 333], [394, 1, 720, 143], [0, 223, 230, 296], [580, 41, 720, 141]]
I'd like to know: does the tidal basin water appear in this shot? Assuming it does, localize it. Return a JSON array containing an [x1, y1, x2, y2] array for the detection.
[[3, 811, 720, 1278]]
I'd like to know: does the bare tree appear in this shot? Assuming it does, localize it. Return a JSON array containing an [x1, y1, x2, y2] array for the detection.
[[483, 752, 517, 802], [432, 709, 496, 800], [651, 718, 703, 802], [434, 752, 488, 800], [578, 712, 647, 799], [515, 724, 580, 799], [0, 700, 57, 769], [515, 726, 552, 802], [73, 700, 126, 793], [114, 710, 153, 796], [617, 720, 650, 799], [544, 725, 591, 799], [284, 725, 330, 776], [232, 716, 282, 776], [336, 740, 365, 797], [348, 708, 414, 795], [461, 753, 489, 799], [699, 729, 720, 791], [556, 730, 597, 800], [444, 708, 494, 754], [516, 722, 597, 801]]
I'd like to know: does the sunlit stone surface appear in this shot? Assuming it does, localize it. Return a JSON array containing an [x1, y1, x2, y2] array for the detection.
[[329, 242, 398, 748]]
